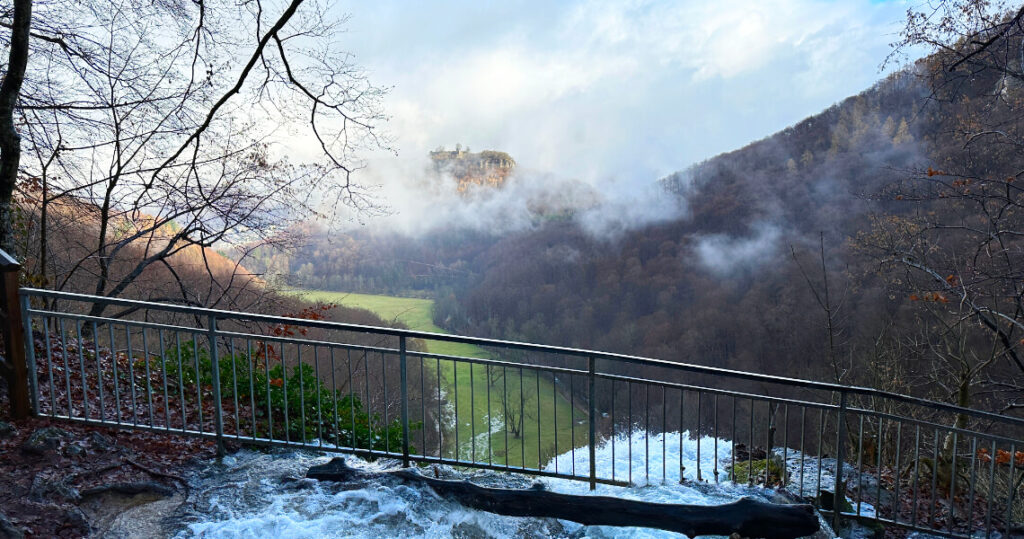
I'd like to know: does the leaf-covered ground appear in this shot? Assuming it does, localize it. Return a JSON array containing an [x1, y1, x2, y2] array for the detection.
[[0, 414, 216, 537]]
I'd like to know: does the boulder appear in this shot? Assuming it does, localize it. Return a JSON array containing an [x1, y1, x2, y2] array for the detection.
[[20, 427, 72, 455]]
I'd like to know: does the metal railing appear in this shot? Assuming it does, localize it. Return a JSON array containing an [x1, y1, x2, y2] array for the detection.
[[15, 287, 1024, 538]]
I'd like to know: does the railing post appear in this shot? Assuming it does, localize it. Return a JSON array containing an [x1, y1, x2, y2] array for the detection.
[[399, 335, 410, 467], [207, 314, 225, 456], [19, 293, 37, 415], [833, 390, 848, 532], [0, 250, 30, 419], [588, 355, 597, 490]]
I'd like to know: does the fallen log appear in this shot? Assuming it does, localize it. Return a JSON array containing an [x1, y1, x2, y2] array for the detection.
[[307, 458, 820, 539], [80, 481, 175, 498]]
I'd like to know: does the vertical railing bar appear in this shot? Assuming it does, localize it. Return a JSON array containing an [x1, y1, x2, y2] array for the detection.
[[437, 358, 443, 460], [815, 408, 824, 503], [731, 397, 737, 483], [141, 327, 154, 426], [399, 336, 410, 467], [298, 345, 306, 444], [192, 335, 203, 433], [947, 430, 958, 535], [929, 429, 940, 528], [44, 316, 55, 415], [892, 422, 903, 525], [329, 346, 338, 446], [20, 295, 39, 415], [363, 350, 369, 450], [123, 323, 135, 425], [644, 383, 650, 484], [381, 351, 388, 453], [92, 321, 104, 423], [978, 438, 995, 536], [281, 338, 290, 445], [59, 318, 72, 417], [158, 330, 169, 430], [1000, 441, 1014, 537], [713, 394, 719, 481], [313, 346, 323, 447], [247, 339, 256, 440], [765, 401, 773, 488], [206, 315, 225, 455], [471, 362, 476, 463], [535, 370, 541, 469], [420, 352, 426, 459], [175, 332, 184, 432], [748, 397, 754, 487], [662, 386, 667, 484], [678, 387, 684, 483], [348, 349, 356, 448], [611, 379, 616, 482], [875, 417, 883, 525], [761, 401, 770, 489], [503, 365, 509, 470], [798, 406, 806, 498], [487, 363, 492, 466], [519, 366, 525, 470], [911, 425, 921, 527], [627, 381, 632, 484], [965, 436, 977, 538], [265, 339, 273, 441], [553, 370, 558, 473], [695, 390, 702, 482], [571, 373, 577, 477], [856, 415, 865, 516], [454, 360, 460, 461], [833, 390, 848, 531], [229, 338, 239, 438], [74, 320, 89, 420], [588, 356, 596, 490], [782, 404, 789, 489]]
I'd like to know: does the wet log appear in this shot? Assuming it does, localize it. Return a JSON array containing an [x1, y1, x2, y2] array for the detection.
[[307, 458, 820, 539], [80, 481, 175, 498]]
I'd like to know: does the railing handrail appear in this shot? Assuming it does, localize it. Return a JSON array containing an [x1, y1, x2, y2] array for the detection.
[[21, 287, 1024, 428]]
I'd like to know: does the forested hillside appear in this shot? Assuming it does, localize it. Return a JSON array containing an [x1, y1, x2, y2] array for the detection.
[[436, 44, 1024, 416], [441, 69, 926, 374]]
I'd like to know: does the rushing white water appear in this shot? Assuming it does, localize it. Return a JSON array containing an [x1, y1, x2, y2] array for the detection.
[[171, 431, 828, 538]]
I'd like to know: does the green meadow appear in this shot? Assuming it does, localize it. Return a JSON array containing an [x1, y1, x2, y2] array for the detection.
[[289, 289, 589, 469]]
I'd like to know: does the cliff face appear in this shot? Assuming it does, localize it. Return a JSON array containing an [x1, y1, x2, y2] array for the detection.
[[429, 147, 516, 193]]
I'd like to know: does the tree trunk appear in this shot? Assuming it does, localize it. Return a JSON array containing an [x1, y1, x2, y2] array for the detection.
[[0, 0, 32, 252], [307, 458, 821, 539]]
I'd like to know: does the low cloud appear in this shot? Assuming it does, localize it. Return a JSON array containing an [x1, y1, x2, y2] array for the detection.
[[330, 156, 684, 239], [693, 224, 782, 274]]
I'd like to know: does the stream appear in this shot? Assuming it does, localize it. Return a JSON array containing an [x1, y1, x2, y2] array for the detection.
[[156, 431, 834, 538]]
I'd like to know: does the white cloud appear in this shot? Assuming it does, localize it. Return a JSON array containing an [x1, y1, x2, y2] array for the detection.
[[337, 0, 917, 202], [694, 224, 783, 274]]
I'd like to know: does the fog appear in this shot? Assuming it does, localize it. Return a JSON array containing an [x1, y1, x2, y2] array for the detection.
[[693, 224, 783, 274], [330, 156, 685, 239]]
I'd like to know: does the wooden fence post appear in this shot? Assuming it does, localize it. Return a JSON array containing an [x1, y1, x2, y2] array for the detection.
[[0, 249, 29, 419]]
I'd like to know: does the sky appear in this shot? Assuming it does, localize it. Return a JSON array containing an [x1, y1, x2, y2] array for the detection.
[[336, 0, 918, 190]]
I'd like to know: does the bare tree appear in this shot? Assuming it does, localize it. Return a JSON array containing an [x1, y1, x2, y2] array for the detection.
[[865, 2, 1024, 409], [1, 0, 389, 312], [0, 0, 31, 251], [791, 232, 851, 384], [488, 366, 534, 439]]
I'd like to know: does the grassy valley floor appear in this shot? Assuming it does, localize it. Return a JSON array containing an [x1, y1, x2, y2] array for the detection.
[[290, 290, 588, 469]]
